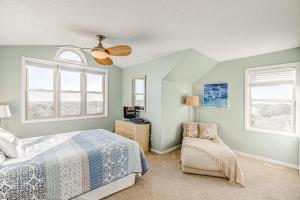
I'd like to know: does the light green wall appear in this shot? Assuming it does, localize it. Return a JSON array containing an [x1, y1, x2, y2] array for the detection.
[[194, 47, 300, 165], [164, 49, 218, 83], [0, 46, 123, 138], [161, 80, 191, 150], [122, 50, 188, 151], [160, 49, 218, 150], [123, 49, 218, 151]]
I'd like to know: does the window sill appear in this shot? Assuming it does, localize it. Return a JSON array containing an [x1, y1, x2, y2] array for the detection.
[[22, 114, 108, 124], [245, 127, 299, 138]]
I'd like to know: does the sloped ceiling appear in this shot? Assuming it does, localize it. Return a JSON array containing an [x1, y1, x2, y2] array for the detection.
[[163, 49, 218, 83], [0, 0, 299, 68]]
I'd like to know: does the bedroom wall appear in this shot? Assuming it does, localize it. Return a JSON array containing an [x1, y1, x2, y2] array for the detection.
[[161, 80, 192, 150], [193, 47, 300, 165], [123, 49, 218, 151], [0, 46, 123, 138], [122, 50, 189, 151], [160, 49, 218, 151]]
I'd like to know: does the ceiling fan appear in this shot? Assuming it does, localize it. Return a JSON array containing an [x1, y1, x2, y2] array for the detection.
[[60, 34, 132, 66]]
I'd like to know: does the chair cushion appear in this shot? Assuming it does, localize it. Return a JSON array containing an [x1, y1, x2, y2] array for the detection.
[[181, 137, 221, 171], [198, 123, 217, 140], [183, 123, 199, 138]]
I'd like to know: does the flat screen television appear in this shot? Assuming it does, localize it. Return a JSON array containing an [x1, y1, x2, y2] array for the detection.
[[123, 106, 136, 119]]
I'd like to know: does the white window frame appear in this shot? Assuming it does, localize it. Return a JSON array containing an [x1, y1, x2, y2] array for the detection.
[[132, 76, 146, 111], [85, 71, 107, 115], [59, 68, 83, 117], [244, 62, 299, 137], [21, 56, 108, 123], [55, 48, 87, 65]]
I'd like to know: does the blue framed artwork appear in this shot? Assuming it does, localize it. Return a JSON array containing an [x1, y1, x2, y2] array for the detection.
[[203, 83, 228, 108]]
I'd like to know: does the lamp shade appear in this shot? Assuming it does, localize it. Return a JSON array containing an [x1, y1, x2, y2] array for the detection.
[[0, 105, 11, 118], [91, 48, 109, 59], [185, 96, 200, 106]]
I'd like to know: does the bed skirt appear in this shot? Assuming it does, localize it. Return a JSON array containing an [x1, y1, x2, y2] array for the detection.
[[73, 173, 136, 200]]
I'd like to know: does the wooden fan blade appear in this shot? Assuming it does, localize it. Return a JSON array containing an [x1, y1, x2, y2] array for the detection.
[[94, 57, 113, 65], [105, 45, 132, 56]]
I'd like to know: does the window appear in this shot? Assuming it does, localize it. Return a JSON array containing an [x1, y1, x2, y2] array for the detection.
[[26, 64, 55, 119], [55, 49, 87, 65], [132, 77, 146, 111], [86, 73, 105, 114], [60, 70, 81, 116], [245, 63, 298, 136], [22, 57, 108, 123]]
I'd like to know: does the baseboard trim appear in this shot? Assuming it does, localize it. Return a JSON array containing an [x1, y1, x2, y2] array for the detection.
[[151, 145, 182, 155], [233, 150, 299, 170], [150, 145, 299, 170]]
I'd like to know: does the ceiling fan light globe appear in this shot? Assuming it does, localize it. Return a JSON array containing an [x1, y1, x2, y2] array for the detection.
[[91, 49, 109, 59]]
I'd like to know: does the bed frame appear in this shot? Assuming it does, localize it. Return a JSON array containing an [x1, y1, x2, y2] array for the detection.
[[72, 173, 136, 200]]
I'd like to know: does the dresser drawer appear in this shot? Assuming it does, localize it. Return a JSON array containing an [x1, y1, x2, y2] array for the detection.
[[118, 130, 135, 140], [115, 120, 150, 152], [116, 123, 135, 134], [115, 123, 136, 139]]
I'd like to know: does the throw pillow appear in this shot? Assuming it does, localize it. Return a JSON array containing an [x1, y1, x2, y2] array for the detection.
[[0, 128, 19, 158], [198, 123, 217, 140], [183, 123, 199, 138]]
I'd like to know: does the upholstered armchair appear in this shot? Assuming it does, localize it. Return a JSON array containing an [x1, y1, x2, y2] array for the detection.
[[181, 122, 244, 185]]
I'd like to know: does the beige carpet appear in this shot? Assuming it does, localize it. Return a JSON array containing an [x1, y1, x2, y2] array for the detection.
[[105, 150, 300, 200]]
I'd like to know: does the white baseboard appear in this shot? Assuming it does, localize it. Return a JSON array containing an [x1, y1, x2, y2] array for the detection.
[[233, 150, 299, 170], [150, 145, 299, 170], [151, 145, 182, 155]]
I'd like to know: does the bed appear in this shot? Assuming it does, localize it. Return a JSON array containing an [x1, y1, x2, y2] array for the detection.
[[0, 129, 148, 200]]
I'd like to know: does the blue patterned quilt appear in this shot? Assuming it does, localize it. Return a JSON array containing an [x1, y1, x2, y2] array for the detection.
[[0, 129, 148, 200]]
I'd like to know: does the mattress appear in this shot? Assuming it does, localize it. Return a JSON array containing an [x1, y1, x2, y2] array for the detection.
[[0, 129, 148, 200]]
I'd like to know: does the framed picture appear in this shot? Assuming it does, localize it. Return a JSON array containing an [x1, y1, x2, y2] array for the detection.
[[203, 83, 228, 108]]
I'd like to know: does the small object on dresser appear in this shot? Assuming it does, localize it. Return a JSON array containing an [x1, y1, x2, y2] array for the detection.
[[127, 118, 150, 124]]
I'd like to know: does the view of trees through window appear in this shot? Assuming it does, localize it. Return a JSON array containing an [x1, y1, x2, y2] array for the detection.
[[246, 65, 296, 134]]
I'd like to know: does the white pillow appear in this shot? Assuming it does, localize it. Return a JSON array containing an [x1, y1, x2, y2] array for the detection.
[[0, 151, 6, 166], [0, 128, 19, 144], [0, 128, 19, 158]]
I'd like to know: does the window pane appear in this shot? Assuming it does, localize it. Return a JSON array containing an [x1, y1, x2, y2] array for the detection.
[[135, 95, 144, 106], [135, 79, 145, 94], [58, 51, 82, 63], [61, 70, 81, 91], [87, 93, 103, 114], [87, 73, 103, 92], [28, 66, 53, 90], [251, 85, 294, 100], [250, 101, 293, 132], [61, 93, 81, 116], [28, 91, 54, 118]]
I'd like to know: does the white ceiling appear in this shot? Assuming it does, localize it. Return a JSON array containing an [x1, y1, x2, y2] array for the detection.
[[0, 0, 299, 68]]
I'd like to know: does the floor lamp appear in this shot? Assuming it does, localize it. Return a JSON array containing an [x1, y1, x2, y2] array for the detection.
[[185, 96, 199, 122]]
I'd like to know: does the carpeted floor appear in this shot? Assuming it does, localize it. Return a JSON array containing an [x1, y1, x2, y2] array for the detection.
[[105, 150, 300, 200]]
